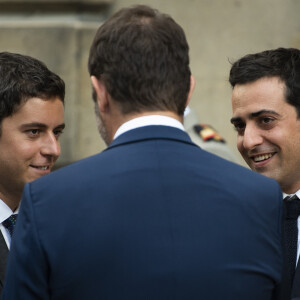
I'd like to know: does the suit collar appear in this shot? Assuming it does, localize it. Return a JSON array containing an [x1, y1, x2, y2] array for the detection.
[[114, 115, 184, 140], [108, 125, 194, 150]]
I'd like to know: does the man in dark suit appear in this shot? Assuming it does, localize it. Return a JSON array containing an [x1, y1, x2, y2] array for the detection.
[[0, 52, 65, 295], [230, 48, 300, 300], [3, 5, 283, 300]]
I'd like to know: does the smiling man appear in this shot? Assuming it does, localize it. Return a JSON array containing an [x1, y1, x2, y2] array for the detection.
[[0, 52, 65, 295], [229, 47, 300, 300]]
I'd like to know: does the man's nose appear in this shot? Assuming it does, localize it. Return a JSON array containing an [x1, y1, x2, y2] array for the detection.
[[41, 133, 61, 158], [242, 125, 264, 150]]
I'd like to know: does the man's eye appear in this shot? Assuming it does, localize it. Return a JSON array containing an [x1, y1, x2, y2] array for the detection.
[[29, 129, 39, 135], [233, 123, 245, 132], [54, 129, 63, 137], [261, 117, 273, 124]]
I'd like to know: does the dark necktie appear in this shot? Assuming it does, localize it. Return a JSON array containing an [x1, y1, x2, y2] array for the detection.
[[283, 195, 300, 291], [2, 214, 18, 237]]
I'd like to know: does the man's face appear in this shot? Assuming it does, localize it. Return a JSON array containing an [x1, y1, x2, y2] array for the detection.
[[231, 76, 300, 193], [0, 97, 65, 200]]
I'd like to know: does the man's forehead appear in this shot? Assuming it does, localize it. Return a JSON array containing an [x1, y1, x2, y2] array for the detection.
[[1, 97, 64, 128], [232, 77, 287, 111]]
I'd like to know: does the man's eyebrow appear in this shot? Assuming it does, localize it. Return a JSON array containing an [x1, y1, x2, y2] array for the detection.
[[230, 110, 280, 124], [55, 123, 66, 130], [19, 122, 65, 130], [251, 109, 280, 118], [230, 117, 242, 124]]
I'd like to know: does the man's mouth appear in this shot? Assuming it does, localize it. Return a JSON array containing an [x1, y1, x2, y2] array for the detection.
[[252, 153, 274, 162], [30, 165, 50, 170]]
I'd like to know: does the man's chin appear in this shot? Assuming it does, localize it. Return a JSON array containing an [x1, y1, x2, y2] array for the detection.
[[27, 170, 51, 182], [251, 166, 279, 183]]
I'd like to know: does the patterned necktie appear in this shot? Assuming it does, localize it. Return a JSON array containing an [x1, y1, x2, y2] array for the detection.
[[283, 195, 300, 290], [2, 214, 18, 237]]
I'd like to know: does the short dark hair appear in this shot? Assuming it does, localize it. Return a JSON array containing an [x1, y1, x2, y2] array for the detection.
[[88, 5, 191, 115], [229, 48, 300, 116], [0, 52, 65, 129]]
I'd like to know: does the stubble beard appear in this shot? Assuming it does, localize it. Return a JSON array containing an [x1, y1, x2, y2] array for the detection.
[[94, 102, 110, 146]]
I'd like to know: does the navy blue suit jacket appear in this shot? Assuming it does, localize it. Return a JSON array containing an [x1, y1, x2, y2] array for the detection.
[[3, 126, 283, 300]]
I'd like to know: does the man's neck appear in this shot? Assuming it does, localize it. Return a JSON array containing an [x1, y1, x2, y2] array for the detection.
[[281, 182, 300, 195], [0, 191, 20, 212]]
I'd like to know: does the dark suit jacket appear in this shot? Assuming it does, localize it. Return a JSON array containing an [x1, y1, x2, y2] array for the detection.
[[0, 233, 8, 296], [3, 126, 283, 300]]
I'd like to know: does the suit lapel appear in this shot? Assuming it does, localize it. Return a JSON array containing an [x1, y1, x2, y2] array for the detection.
[[291, 260, 300, 298], [0, 231, 8, 290]]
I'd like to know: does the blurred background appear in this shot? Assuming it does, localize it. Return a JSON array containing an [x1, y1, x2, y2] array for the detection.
[[1, 0, 299, 167]]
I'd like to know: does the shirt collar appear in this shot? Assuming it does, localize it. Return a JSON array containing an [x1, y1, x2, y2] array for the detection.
[[0, 199, 19, 223], [114, 115, 185, 140], [283, 190, 300, 199]]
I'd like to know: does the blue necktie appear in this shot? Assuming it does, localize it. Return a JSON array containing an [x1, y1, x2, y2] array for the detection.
[[283, 195, 300, 291], [2, 214, 18, 237]]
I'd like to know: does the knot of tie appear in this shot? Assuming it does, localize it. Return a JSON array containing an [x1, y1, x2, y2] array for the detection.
[[2, 214, 18, 237], [284, 195, 300, 220]]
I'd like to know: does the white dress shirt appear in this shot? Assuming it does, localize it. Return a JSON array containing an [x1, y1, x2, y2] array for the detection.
[[0, 199, 19, 249], [283, 190, 300, 266], [113, 115, 185, 140]]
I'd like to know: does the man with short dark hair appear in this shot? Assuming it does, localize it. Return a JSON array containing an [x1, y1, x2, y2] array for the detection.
[[3, 6, 283, 300], [0, 52, 65, 295], [230, 47, 300, 300]]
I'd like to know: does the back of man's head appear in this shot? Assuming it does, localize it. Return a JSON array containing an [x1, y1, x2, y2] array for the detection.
[[0, 52, 65, 131], [229, 47, 300, 116], [88, 5, 191, 116]]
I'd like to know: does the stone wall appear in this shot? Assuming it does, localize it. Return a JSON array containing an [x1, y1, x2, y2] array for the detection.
[[1, 0, 300, 166]]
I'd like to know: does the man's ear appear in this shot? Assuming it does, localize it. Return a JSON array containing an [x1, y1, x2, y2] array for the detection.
[[185, 75, 196, 108], [91, 76, 109, 112]]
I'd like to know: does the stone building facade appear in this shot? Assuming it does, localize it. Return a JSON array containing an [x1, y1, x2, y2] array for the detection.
[[0, 0, 299, 166]]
